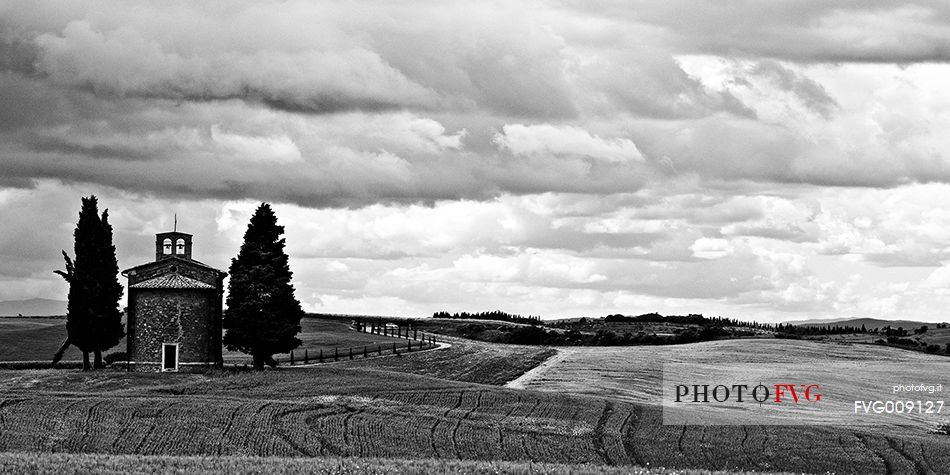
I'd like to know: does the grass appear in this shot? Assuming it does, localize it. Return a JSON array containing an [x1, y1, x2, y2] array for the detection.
[[505, 339, 950, 436], [0, 318, 82, 362], [223, 317, 410, 364], [0, 316, 408, 364], [3, 315, 950, 473], [0, 452, 780, 475], [1, 351, 949, 473], [340, 334, 557, 385]]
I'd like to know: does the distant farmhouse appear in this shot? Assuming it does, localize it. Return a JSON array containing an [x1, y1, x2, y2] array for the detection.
[[121, 231, 226, 372]]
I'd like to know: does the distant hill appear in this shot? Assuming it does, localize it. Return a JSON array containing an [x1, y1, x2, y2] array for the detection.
[[0, 298, 66, 317], [783, 317, 936, 330]]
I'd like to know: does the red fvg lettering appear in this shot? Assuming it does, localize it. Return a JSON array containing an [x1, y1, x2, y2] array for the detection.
[[774, 384, 821, 403]]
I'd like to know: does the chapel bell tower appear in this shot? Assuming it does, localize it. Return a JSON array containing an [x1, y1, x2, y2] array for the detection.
[[155, 232, 193, 261]]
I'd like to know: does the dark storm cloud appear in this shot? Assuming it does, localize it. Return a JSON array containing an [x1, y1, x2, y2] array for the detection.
[[0, 34, 38, 75], [0, 1, 583, 119], [27, 135, 155, 161]]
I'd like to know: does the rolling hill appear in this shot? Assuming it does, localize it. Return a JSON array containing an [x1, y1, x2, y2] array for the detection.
[[1, 337, 948, 474], [0, 298, 66, 317], [3, 315, 950, 473], [782, 316, 935, 329]]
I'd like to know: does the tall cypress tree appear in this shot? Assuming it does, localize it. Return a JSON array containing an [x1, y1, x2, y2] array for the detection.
[[223, 203, 303, 370], [54, 196, 125, 370]]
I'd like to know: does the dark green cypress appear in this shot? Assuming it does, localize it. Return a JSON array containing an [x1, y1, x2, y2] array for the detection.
[[55, 196, 125, 370], [222, 203, 303, 370]]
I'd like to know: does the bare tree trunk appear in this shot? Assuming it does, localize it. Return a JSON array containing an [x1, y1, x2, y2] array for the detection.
[[93, 350, 103, 369], [82, 351, 91, 371], [252, 353, 265, 371], [51, 338, 71, 366]]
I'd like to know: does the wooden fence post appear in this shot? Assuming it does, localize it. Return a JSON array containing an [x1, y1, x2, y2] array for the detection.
[[392, 342, 397, 355], [408, 339, 412, 352], [305, 349, 309, 364], [290, 351, 294, 365], [378, 345, 382, 356], [319, 349, 323, 363], [414, 329, 418, 340], [349, 347, 353, 360], [334, 348, 339, 361], [363, 346, 368, 358]]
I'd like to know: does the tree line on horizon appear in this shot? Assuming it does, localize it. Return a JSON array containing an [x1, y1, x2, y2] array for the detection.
[[437, 310, 870, 336], [432, 310, 542, 325], [54, 196, 302, 371]]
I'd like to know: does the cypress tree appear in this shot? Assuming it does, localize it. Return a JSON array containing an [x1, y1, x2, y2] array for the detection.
[[54, 196, 125, 370], [223, 203, 303, 370]]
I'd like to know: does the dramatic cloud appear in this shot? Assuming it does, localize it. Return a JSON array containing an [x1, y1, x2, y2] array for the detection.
[[32, 20, 439, 112], [3, 0, 950, 321]]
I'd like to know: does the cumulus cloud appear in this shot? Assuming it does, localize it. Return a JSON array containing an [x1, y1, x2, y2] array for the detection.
[[209, 126, 301, 164], [493, 124, 644, 163], [6, 0, 950, 197], [33, 20, 439, 112], [689, 238, 734, 259], [2, 0, 582, 117]]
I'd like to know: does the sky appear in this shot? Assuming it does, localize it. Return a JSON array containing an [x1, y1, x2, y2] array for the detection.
[[2, 1, 950, 322]]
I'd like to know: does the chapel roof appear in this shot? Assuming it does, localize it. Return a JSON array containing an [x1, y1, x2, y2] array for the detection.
[[129, 272, 216, 290]]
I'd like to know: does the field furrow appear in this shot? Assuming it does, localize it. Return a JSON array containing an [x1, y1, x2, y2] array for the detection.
[[0, 356, 948, 474]]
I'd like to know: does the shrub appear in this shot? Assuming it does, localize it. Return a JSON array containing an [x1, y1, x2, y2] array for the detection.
[[932, 421, 950, 435], [886, 336, 918, 346], [505, 326, 548, 345]]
